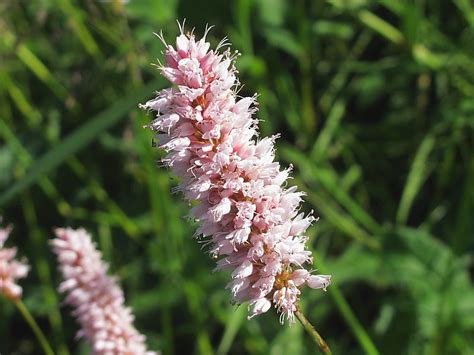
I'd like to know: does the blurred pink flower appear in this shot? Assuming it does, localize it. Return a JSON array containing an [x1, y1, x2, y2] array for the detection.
[[0, 223, 29, 301], [141, 25, 331, 323], [51, 228, 156, 355]]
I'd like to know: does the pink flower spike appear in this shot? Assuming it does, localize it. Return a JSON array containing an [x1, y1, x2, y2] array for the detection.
[[51, 228, 156, 355], [141, 24, 331, 324], [0, 222, 29, 302]]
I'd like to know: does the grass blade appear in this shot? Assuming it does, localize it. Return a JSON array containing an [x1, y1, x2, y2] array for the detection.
[[0, 79, 163, 207], [396, 134, 435, 225], [216, 305, 247, 355], [314, 251, 379, 355], [16, 42, 69, 101], [311, 100, 346, 162], [357, 10, 404, 45]]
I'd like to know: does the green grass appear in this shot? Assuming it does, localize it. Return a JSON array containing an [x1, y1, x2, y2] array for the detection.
[[0, 0, 473, 354]]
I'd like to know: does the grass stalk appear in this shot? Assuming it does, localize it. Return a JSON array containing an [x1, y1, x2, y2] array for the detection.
[[15, 300, 55, 355]]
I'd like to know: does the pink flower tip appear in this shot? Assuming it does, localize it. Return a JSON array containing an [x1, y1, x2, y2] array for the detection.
[[307, 274, 332, 291]]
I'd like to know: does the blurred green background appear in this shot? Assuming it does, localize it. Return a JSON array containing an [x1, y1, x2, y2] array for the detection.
[[1, 0, 474, 354]]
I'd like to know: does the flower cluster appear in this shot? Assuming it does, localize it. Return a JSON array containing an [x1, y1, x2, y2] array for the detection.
[[141, 26, 330, 323], [51, 228, 155, 355], [0, 222, 29, 301]]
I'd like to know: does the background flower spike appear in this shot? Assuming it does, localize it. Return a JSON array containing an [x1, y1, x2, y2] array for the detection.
[[0, 222, 29, 302], [51, 227, 157, 355]]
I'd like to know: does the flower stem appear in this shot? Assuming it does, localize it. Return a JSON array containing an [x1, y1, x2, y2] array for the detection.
[[295, 307, 331, 354], [15, 300, 55, 355]]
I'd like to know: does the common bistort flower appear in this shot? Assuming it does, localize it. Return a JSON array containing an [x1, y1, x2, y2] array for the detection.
[[51, 228, 155, 355], [140, 24, 330, 324], [0, 222, 29, 301]]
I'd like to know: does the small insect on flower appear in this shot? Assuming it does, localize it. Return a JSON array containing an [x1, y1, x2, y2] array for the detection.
[[140, 23, 331, 324]]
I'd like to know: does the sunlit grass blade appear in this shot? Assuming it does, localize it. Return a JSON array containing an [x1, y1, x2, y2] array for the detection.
[[197, 330, 214, 355], [357, 10, 404, 45], [216, 305, 247, 355], [2, 73, 42, 125], [396, 134, 435, 225], [453, 0, 474, 26], [58, 0, 101, 59], [15, 42, 69, 101], [356, 8, 444, 69], [311, 99, 346, 161]]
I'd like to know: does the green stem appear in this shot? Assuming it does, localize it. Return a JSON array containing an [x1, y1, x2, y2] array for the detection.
[[15, 300, 55, 355], [295, 307, 331, 354]]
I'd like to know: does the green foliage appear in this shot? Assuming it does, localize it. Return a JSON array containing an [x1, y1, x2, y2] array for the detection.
[[0, 0, 473, 354]]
